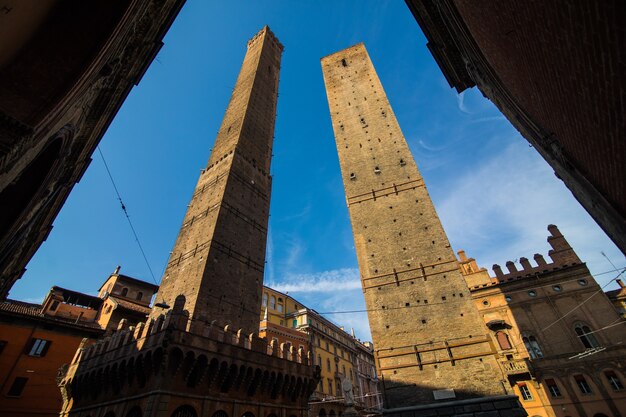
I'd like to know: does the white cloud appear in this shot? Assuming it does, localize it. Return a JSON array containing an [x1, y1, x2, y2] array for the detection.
[[437, 139, 624, 285], [268, 268, 360, 293]]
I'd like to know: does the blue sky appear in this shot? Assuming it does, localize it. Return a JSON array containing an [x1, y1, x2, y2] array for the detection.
[[12, 1, 623, 340]]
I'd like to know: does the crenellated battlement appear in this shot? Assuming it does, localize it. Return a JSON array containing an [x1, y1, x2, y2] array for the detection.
[[247, 25, 284, 51], [59, 304, 318, 413], [467, 225, 583, 291]]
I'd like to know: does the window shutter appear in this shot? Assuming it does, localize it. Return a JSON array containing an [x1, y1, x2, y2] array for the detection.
[[39, 340, 52, 357]]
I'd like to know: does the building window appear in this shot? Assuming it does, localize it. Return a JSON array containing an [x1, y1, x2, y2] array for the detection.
[[0, 340, 7, 354], [328, 378, 334, 395], [544, 378, 562, 397], [262, 293, 268, 307], [136, 291, 143, 301], [505, 295, 512, 302], [121, 287, 128, 297], [334, 346, 337, 355], [327, 358, 331, 371], [277, 303, 283, 313], [495, 331, 512, 350], [269, 296, 276, 310], [50, 300, 59, 311], [279, 320, 284, 326], [317, 337, 321, 347], [292, 319, 298, 328], [574, 374, 592, 394], [326, 342, 329, 351], [7, 377, 28, 397], [605, 371, 624, 391], [319, 379, 324, 393], [552, 285, 562, 292], [318, 355, 322, 367], [27, 339, 51, 357], [518, 383, 533, 401], [522, 335, 543, 359], [578, 279, 588, 286], [528, 290, 537, 297], [342, 365, 346, 375], [575, 324, 599, 349]]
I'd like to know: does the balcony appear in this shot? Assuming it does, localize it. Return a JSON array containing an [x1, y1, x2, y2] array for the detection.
[[501, 359, 532, 376]]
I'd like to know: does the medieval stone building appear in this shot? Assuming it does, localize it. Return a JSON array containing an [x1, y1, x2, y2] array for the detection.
[[57, 26, 318, 417], [403, 1, 626, 256], [321, 43, 524, 416], [460, 225, 626, 417], [0, 0, 186, 300]]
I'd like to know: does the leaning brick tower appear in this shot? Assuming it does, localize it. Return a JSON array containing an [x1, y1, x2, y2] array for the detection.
[[58, 27, 318, 417], [322, 44, 524, 415], [151, 25, 280, 334]]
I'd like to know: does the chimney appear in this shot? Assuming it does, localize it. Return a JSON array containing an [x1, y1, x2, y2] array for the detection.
[[113, 265, 121, 275], [457, 250, 468, 261]]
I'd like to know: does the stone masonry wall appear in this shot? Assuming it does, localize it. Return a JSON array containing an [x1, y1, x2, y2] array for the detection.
[[151, 27, 282, 334], [321, 43, 506, 408]]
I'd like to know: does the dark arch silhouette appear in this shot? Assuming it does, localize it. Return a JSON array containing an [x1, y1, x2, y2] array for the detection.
[[126, 406, 142, 417], [171, 405, 198, 417], [0, 137, 62, 241]]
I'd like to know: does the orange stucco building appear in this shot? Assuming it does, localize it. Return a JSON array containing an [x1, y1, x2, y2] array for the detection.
[[0, 299, 103, 417], [0, 267, 157, 417]]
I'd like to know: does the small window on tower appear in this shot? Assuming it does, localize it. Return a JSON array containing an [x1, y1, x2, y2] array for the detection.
[[341, 58, 347, 67]]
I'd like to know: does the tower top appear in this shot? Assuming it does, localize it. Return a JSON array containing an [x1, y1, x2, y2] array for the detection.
[[248, 25, 283, 51]]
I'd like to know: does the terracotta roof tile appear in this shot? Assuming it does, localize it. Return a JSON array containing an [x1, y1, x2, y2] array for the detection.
[[110, 296, 151, 315], [0, 300, 103, 332]]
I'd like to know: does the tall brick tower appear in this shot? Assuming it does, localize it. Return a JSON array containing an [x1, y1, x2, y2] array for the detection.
[[151, 25, 280, 334], [58, 28, 319, 417], [322, 44, 522, 414]]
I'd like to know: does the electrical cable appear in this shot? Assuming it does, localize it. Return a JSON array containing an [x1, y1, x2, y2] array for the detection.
[[97, 147, 157, 285]]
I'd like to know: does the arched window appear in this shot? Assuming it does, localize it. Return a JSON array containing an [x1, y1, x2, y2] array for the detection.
[[317, 354, 322, 367], [319, 409, 326, 417], [212, 410, 228, 417], [136, 292, 143, 301], [241, 412, 255, 417], [575, 324, 599, 349], [495, 331, 512, 350], [604, 371, 624, 391], [522, 335, 543, 359], [574, 374, 592, 394], [327, 358, 331, 371], [262, 293, 268, 307], [171, 406, 197, 417], [121, 288, 128, 297], [269, 296, 276, 310]]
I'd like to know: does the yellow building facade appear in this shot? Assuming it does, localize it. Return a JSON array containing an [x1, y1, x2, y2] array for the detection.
[[260, 286, 381, 416]]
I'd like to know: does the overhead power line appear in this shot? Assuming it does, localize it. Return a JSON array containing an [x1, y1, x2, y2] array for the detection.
[[97, 147, 157, 285]]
